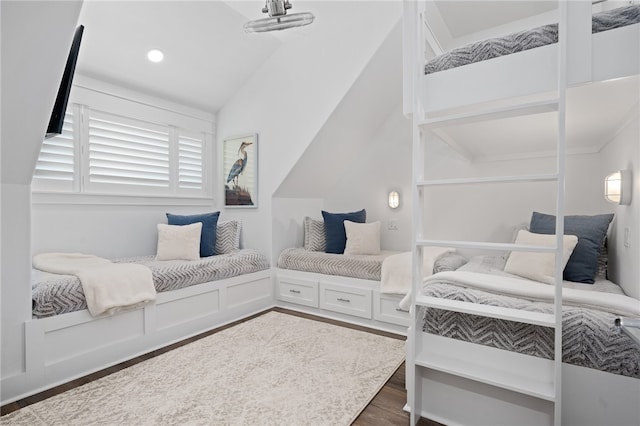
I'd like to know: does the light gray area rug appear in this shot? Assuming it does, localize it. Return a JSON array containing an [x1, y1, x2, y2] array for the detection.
[[3, 311, 405, 425]]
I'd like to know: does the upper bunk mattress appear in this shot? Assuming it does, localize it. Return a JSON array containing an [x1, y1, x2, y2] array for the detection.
[[278, 248, 400, 281], [32, 249, 269, 319], [424, 5, 640, 75]]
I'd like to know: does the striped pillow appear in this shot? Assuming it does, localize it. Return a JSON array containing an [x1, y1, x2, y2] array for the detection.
[[303, 217, 325, 252], [216, 220, 241, 254]]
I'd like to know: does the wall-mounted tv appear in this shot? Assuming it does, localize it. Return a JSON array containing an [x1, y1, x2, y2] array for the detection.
[[45, 25, 84, 139]]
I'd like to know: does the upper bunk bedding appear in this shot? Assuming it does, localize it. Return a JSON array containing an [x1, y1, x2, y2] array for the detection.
[[32, 249, 269, 318], [424, 4, 640, 75], [419, 256, 640, 378]]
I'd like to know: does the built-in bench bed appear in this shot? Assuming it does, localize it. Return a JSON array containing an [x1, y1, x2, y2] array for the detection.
[[32, 249, 269, 318], [3, 220, 274, 405], [276, 250, 409, 334]]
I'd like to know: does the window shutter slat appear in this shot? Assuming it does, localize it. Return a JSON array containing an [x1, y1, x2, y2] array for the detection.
[[88, 112, 170, 188], [178, 132, 203, 190]]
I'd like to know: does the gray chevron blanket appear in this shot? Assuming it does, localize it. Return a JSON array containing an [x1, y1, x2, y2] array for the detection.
[[421, 277, 640, 378], [277, 248, 401, 281], [32, 249, 269, 318], [425, 5, 640, 75]]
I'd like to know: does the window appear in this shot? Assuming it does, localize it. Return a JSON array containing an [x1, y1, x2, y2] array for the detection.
[[33, 104, 210, 198]]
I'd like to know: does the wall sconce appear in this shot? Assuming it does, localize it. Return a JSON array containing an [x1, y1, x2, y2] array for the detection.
[[604, 169, 632, 205], [388, 191, 400, 209]]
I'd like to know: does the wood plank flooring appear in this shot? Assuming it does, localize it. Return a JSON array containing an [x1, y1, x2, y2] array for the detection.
[[1, 307, 440, 425]]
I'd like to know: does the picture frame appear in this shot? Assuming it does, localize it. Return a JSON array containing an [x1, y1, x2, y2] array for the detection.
[[223, 133, 258, 208]]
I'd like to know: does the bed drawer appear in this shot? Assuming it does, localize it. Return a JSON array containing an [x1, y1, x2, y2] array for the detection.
[[319, 283, 372, 319], [374, 291, 410, 327], [277, 277, 319, 308]]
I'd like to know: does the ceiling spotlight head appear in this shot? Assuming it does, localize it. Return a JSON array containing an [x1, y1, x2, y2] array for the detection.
[[244, 0, 314, 33]]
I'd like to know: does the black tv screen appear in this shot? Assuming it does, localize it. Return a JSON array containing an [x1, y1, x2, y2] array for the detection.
[[45, 25, 84, 139]]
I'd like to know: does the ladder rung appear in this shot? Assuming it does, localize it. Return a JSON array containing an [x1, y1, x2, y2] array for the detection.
[[416, 295, 557, 327], [419, 99, 559, 129], [418, 173, 558, 187], [416, 240, 558, 253]]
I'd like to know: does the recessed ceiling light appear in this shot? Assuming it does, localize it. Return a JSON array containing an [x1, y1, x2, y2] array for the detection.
[[147, 49, 164, 63]]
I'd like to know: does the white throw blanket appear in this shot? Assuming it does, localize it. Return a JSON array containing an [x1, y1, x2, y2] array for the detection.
[[33, 253, 156, 317], [380, 247, 455, 311], [424, 271, 640, 317]]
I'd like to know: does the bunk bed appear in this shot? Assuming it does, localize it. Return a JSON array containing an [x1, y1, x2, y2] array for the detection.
[[8, 220, 274, 405], [405, 1, 640, 426]]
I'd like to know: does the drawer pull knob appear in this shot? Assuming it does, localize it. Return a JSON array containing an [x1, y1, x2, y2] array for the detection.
[[395, 308, 409, 313], [337, 297, 351, 303], [289, 289, 301, 294]]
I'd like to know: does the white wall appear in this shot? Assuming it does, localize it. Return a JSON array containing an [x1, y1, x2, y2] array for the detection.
[[216, 1, 402, 259], [599, 109, 639, 298], [323, 104, 412, 252], [271, 198, 324, 264], [1, 0, 83, 396]]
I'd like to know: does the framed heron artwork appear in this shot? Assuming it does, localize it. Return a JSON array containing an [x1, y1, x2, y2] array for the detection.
[[223, 134, 258, 208]]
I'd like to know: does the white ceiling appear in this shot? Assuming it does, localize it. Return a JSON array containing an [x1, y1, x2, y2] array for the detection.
[[76, 1, 285, 113]]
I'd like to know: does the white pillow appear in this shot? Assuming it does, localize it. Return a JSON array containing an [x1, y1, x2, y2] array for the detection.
[[504, 230, 578, 284], [156, 222, 202, 261], [344, 221, 381, 255]]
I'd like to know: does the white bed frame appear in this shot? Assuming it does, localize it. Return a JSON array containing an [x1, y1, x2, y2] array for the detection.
[[405, 1, 640, 425], [1, 269, 273, 405]]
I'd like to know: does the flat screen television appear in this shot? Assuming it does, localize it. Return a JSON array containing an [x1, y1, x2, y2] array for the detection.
[[45, 25, 84, 139]]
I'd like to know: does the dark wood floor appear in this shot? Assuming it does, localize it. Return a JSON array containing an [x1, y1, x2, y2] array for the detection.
[[1, 307, 440, 425]]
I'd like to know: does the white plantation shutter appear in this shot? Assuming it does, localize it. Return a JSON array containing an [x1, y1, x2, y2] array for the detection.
[[33, 110, 75, 190], [87, 111, 170, 191], [32, 97, 211, 199], [178, 131, 204, 190]]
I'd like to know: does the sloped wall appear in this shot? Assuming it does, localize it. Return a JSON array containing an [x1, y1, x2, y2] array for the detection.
[[1, 0, 83, 397], [216, 1, 403, 260], [271, 21, 408, 257]]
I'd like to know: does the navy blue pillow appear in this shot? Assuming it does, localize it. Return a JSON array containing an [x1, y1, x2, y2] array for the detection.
[[166, 211, 220, 257], [529, 212, 613, 284], [322, 209, 366, 254]]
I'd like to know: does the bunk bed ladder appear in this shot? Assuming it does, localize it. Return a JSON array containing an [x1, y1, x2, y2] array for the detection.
[[407, 1, 569, 425]]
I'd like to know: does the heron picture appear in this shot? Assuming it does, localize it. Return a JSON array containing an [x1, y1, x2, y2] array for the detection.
[[223, 134, 257, 207]]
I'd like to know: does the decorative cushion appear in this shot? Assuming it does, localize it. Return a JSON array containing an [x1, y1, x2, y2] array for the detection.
[[156, 223, 202, 261], [504, 230, 578, 285], [216, 220, 242, 254], [303, 217, 326, 252], [166, 211, 220, 257], [529, 212, 614, 283], [321, 209, 366, 254], [344, 221, 381, 255]]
